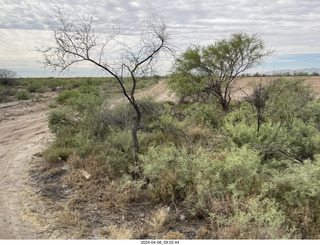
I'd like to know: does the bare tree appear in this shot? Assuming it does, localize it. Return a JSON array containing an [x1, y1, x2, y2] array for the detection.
[[244, 80, 272, 135], [0, 69, 17, 86], [38, 3, 174, 173]]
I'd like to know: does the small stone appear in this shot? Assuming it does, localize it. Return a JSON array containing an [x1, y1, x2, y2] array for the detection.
[[147, 183, 154, 190], [180, 214, 186, 221]]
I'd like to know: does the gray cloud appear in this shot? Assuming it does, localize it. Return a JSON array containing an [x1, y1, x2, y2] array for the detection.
[[1, 0, 320, 76]]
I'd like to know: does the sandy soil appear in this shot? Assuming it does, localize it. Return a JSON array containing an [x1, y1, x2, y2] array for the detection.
[[0, 95, 55, 239], [110, 79, 178, 107], [232, 76, 320, 100]]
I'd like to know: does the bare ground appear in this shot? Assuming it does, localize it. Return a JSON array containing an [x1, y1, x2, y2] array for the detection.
[[0, 94, 56, 239]]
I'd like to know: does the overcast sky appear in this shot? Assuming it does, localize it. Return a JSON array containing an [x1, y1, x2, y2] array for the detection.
[[1, 0, 320, 77]]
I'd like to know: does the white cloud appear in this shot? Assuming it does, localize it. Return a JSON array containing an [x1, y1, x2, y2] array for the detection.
[[1, 0, 320, 76]]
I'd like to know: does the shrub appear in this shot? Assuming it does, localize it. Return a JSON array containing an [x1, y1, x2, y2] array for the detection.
[[56, 89, 80, 104], [265, 160, 320, 238], [98, 130, 135, 177], [182, 102, 223, 128], [215, 195, 292, 239], [27, 80, 44, 92], [142, 145, 195, 203], [16, 90, 31, 100], [44, 145, 74, 163], [48, 108, 75, 133], [142, 145, 263, 215], [270, 160, 320, 208]]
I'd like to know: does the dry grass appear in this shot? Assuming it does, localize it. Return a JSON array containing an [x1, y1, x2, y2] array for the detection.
[[100, 225, 133, 239], [149, 170, 178, 204], [56, 209, 81, 228], [163, 231, 185, 239], [55, 208, 90, 238], [148, 207, 170, 233]]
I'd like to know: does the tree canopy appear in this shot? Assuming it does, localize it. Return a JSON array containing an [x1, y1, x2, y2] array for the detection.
[[169, 32, 272, 111]]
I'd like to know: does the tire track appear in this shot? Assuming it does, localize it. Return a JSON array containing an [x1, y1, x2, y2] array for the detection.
[[0, 108, 54, 239]]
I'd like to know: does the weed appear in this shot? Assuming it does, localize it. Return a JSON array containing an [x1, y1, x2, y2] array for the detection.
[[16, 90, 31, 100], [148, 207, 170, 233], [100, 225, 133, 239]]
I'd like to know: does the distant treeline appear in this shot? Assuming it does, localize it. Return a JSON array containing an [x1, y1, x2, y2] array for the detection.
[[242, 71, 320, 77]]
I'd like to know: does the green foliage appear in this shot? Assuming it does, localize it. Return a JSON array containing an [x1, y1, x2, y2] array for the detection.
[[27, 80, 47, 92], [44, 145, 74, 163], [264, 77, 313, 126], [142, 145, 263, 212], [48, 107, 75, 133], [98, 130, 134, 177], [16, 90, 31, 100], [221, 195, 292, 239], [169, 32, 271, 110], [270, 159, 320, 208], [56, 89, 80, 104], [181, 102, 223, 128]]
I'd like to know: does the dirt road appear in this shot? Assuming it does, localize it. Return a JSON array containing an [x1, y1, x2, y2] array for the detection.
[[110, 79, 177, 107], [0, 98, 54, 239]]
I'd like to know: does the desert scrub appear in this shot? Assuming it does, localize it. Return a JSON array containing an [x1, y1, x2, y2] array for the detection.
[[43, 145, 74, 163], [48, 107, 76, 133], [213, 195, 293, 239], [142, 145, 265, 216], [142, 145, 196, 203], [16, 90, 31, 100]]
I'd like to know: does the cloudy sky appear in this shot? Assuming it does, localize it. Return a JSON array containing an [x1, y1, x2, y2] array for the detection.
[[0, 0, 320, 77]]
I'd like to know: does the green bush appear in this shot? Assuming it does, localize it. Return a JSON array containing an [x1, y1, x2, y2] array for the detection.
[[16, 90, 31, 100], [27, 80, 44, 92], [181, 102, 223, 128], [48, 108, 75, 133], [44, 145, 74, 163], [142, 145, 264, 214], [270, 160, 320, 208], [142, 145, 195, 203], [98, 130, 134, 177], [216, 195, 292, 239], [56, 89, 80, 104]]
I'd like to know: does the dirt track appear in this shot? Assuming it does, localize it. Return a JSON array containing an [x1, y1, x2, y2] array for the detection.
[[0, 98, 55, 239]]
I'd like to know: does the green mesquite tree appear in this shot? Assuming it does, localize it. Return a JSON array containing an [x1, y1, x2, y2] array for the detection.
[[169, 32, 272, 111]]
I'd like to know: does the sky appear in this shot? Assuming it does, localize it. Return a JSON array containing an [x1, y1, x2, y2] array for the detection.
[[0, 0, 320, 77]]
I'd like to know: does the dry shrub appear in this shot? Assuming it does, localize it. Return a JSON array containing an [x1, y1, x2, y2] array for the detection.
[[148, 207, 170, 233], [195, 226, 212, 239], [285, 204, 320, 239], [163, 231, 185, 240], [56, 209, 80, 228], [209, 195, 234, 216], [187, 126, 209, 142], [66, 154, 110, 180], [55, 208, 90, 238], [149, 170, 178, 204], [101, 225, 133, 239], [99, 182, 132, 214]]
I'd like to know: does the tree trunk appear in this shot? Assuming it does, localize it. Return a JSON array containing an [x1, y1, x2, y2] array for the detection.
[[131, 102, 142, 176], [221, 99, 229, 112]]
